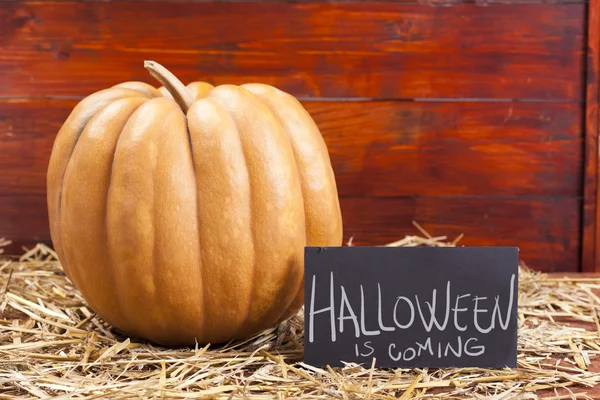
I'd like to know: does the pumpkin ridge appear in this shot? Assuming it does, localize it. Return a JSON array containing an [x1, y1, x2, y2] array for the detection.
[[105, 100, 150, 202], [151, 111, 158, 337], [190, 130, 206, 346], [54, 119, 90, 281], [104, 99, 149, 329], [48, 89, 110, 278], [183, 117, 207, 344], [249, 92, 304, 326], [180, 102, 206, 343], [209, 93, 257, 341], [57, 100, 119, 305], [241, 84, 343, 323], [145, 99, 182, 338], [105, 98, 195, 341], [60, 97, 147, 320], [209, 85, 305, 338], [264, 100, 306, 325], [154, 101, 204, 342], [239, 112, 257, 341], [52, 89, 147, 282], [187, 97, 255, 343]]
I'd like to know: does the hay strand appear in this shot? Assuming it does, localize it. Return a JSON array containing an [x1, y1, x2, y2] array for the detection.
[[0, 233, 599, 398]]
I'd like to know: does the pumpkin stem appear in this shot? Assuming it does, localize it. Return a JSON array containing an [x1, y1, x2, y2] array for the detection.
[[144, 60, 193, 113]]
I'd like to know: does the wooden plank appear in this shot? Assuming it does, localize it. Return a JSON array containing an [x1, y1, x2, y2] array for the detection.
[[0, 100, 582, 197], [0, 100, 66, 196], [307, 101, 583, 197], [0, 2, 585, 99], [0, 196, 52, 255], [340, 197, 580, 272], [44, 0, 588, 3], [584, 0, 600, 272], [0, 195, 580, 272]]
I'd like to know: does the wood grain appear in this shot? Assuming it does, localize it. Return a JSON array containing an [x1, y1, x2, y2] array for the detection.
[[341, 197, 580, 272], [0, 195, 579, 272], [0, 100, 583, 197], [0, 196, 53, 254], [584, 0, 600, 272], [0, 2, 585, 99], [39, 0, 588, 3], [307, 101, 583, 197], [0, 0, 589, 274]]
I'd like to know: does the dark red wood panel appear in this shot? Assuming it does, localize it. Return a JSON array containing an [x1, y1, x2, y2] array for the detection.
[[0, 0, 589, 274], [0, 195, 579, 272], [340, 197, 580, 272], [0, 100, 582, 197], [44, 0, 587, 3], [584, 0, 600, 272], [0, 100, 62, 196], [307, 101, 583, 197], [0, 2, 585, 99], [0, 196, 52, 255]]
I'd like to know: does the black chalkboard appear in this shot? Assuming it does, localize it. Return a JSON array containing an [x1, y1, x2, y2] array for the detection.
[[303, 246, 518, 368]]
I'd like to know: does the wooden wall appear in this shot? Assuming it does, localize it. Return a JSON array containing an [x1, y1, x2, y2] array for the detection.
[[0, 1, 593, 272]]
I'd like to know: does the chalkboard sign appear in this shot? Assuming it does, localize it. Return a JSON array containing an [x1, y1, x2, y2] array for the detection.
[[303, 246, 518, 368]]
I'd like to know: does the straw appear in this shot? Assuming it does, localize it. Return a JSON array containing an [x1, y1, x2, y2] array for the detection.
[[1, 228, 599, 399]]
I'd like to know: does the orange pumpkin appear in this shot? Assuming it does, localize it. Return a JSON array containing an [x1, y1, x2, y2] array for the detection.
[[46, 61, 343, 346]]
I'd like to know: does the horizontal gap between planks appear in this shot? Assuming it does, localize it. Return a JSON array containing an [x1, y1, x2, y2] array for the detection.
[[0, 194, 583, 201], [25, 0, 588, 3], [300, 98, 585, 103], [0, 97, 585, 103]]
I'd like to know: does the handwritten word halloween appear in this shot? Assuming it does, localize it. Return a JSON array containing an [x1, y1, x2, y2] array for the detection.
[[307, 272, 516, 360]]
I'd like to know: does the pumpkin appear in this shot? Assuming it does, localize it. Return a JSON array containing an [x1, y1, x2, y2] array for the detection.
[[46, 61, 343, 346]]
